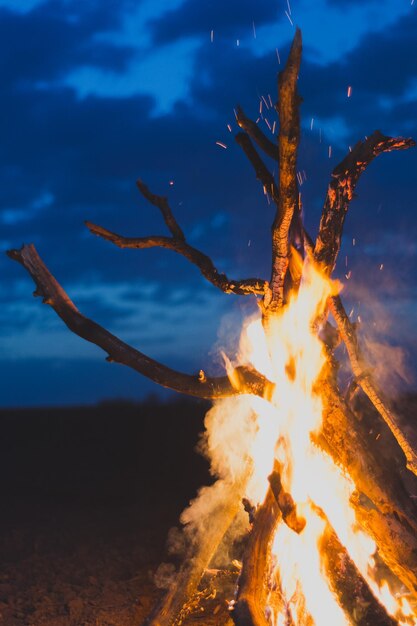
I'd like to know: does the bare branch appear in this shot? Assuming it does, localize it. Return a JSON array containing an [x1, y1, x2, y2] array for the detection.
[[7, 245, 273, 401], [269, 27, 302, 312], [315, 131, 415, 275], [86, 221, 267, 296], [235, 105, 279, 160], [235, 132, 279, 203], [136, 179, 185, 241], [329, 294, 417, 476]]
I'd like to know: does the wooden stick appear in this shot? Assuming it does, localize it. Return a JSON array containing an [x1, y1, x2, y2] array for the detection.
[[7, 245, 272, 400], [329, 294, 417, 477], [268, 28, 302, 312], [86, 221, 267, 296], [232, 489, 281, 626], [235, 105, 279, 161], [318, 512, 398, 626], [144, 478, 248, 626], [315, 132, 415, 276]]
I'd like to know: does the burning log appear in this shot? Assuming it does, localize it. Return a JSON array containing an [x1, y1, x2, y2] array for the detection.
[[318, 516, 398, 626], [329, 294, 417, 477], [318, 379, 417, 599], [268, 467, 306, 534], [144, 477, 249, 626], [232, 488, 281, 626]]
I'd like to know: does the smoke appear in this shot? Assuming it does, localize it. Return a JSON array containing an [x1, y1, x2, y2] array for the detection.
[[153, 562, 177, 590], [335, 264, 415, 399]]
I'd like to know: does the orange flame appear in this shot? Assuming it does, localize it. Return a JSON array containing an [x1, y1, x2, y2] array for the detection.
[[218, 258, 417, 624]]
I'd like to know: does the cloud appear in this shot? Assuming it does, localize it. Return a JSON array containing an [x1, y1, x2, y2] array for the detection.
[[149, 0, 280, 44], [0, 1, 135, 89]]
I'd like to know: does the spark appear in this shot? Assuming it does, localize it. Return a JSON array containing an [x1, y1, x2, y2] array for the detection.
[[252, 21, 257, 39], [380, 264, 384, 271], [310, 117, 314, 130], [285, 10, 294, 26], [276, 48, 281, 64], [169, 180, 174, 186], [265, 118, 272, 131], [345, 271, 352, 280], [262, 95, 270, 109], [268, 94, 273, 108], [227, 124, 232, 133], [216, 141, 227, 149], [328, 145, 332, 158], [287, 0, 292, 15], [210, 29, 214, 43], [353, 238, 356, 246], [347, 85, 352, 98], [236, 39, 240, 47], [259, 100, 263, 115], [272, 121, 276, 134]]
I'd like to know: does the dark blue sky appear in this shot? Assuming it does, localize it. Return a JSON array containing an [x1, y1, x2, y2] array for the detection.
[[1, 0, 416, 406]]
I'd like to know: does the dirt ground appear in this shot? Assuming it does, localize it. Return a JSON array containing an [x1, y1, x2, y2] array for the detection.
[[1, 395, 416, 626], [0, 399, 235, 625]]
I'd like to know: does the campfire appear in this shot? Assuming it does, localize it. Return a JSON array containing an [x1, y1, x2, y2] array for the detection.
[[8, 29, 417, 626]]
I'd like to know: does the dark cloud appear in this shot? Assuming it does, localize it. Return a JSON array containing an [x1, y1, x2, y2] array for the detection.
[[326, 0, 364, 4], [0, 0, 135, 89], [299, 10, 417, 133], [1, 1, 416, 405], [150, 0, 280, 44]]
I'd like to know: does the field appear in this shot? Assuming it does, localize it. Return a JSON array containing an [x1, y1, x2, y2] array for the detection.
[[1, 395, 416, 625]]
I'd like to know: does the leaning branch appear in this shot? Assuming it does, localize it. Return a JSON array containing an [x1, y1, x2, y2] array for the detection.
[[7, 245, 272, 400], [329, 294, 417, 477], [235, 105, 279, 161], [269, 28, 302, 312], [86, 222, 267, 296], [314, 131, 415, 275], [235, 133, 279, 204]]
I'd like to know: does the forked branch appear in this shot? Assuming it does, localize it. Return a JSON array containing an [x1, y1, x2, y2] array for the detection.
[[7, 245, 272, 401], [86, 223, 267, 296], [87, 181, 267, 297]]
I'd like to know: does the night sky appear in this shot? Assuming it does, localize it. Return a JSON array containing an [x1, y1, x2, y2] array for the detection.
[[1, 0, 416, 407]]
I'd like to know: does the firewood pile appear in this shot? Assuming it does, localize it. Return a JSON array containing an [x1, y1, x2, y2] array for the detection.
[[8, 29, 417, 626]]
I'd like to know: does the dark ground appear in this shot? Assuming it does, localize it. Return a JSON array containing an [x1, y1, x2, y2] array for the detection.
[[0, 398, 236, 626], [0, 395, 416, 626]]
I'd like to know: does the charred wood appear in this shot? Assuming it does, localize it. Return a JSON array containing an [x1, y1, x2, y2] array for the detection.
[[232, 488, 281, 626]]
